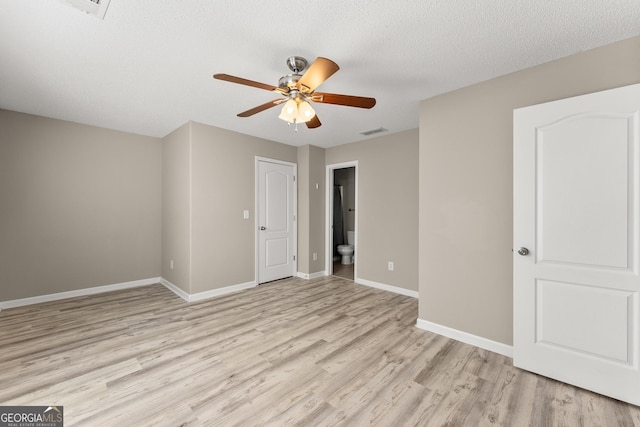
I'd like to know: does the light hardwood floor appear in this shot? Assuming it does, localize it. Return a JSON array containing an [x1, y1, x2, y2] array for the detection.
[[1, 277, 639, 426]]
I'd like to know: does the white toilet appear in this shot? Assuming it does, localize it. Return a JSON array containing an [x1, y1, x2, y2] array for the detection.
[[337, 231, 355, 265]]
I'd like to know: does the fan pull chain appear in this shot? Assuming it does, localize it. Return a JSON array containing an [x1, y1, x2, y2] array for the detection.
[[287, 118, 299, 132]]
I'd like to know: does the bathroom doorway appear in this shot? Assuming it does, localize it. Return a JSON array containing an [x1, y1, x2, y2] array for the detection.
[[326, 162, 357, 281]]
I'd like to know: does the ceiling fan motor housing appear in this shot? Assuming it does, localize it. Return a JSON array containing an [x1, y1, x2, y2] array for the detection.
[[278, 74, 302, 91]]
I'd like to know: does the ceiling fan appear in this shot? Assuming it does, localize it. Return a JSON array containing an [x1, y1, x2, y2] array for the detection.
[[213, 56, 376, 130]]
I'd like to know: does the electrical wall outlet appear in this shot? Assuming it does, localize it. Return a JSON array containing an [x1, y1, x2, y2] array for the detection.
[[170, 260, 174, 270], [388, 261, 394, 271], [313, 252, 318, 261]]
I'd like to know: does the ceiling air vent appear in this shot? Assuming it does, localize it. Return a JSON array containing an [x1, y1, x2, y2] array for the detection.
[[61, 0, 111, 19], [359, 127, 388, 136]]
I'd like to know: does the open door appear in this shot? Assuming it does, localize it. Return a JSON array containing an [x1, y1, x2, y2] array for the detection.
[[513, 83, 640, 406]]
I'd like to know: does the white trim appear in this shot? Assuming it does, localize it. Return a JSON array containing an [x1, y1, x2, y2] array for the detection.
[[188, 281, 256, 302], [415, 318, 514, 358], [159, 278, 190, 301], [297, 271, 327, 280], [356, 278, 419, 298], [0, 276, 260, 311], [160, 278, 256, 302], [0, 277, 161, 310]]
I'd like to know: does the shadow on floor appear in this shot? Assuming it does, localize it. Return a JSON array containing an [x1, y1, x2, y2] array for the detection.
[[332, 260, 354, 280]]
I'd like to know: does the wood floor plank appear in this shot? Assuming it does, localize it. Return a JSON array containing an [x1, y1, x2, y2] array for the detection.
[[1, 277, 639, 426], [315, 328, 430, 407]]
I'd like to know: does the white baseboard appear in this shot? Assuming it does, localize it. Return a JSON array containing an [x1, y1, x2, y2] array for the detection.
[[0, 276, 258, 311], [0, 277, 161, 311], [159, 278, 190, 301], [159, 278, 256, 302], [189, 281, 256, 302], [355, 278, 419, 298], [415, 318, 513, 358], [296, 271, 327, 280]]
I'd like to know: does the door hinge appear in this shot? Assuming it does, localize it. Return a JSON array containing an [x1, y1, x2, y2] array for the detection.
[[293, 255, 296, 261], [293, 175, 296, 182]]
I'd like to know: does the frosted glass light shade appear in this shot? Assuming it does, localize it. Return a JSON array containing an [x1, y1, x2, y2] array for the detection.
[[297, 101, 316, 123], [278, 99, 298, 123]]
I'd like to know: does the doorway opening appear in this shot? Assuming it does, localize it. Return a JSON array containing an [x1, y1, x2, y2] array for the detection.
[[326, 162, 357, 281]]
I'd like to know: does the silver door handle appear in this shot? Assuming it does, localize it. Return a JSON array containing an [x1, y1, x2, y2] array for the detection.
[[260, 226, 266, 231], [517, 247, 529, 256]]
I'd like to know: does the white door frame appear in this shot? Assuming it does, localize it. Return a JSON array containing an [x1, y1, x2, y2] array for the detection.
[[325, 161, 358, 279], [255, 156, 297, 284]]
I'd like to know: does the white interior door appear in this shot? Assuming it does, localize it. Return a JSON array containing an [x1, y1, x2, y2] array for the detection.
[[513, 83, 640, 406], [258, 160, 296, 284]]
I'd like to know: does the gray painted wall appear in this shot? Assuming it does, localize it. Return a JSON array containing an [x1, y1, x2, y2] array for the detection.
[[419, 36, 640, 346], [307, 145, 326, 275], [326, 129, 419, 292], [0, 110, 162, 301], [297, 145, 311, 275], [161, 122, 191, 293], [161, 121, 298, 294], [189, 121, 297, 293], [297, 144, 326, 275]]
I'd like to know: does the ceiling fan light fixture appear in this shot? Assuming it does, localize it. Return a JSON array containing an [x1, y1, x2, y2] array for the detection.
[[278, 99, 298, 123], [297, 101, 316, 123], [215, 56, 376, 130]]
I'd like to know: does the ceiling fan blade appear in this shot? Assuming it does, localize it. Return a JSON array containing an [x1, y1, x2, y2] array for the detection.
[[296, 57, 339, 93], [237, 99, 285, 117], [312, 92, 376, 109], [214, 73, 281, 92], [306, 115, 322, 129]]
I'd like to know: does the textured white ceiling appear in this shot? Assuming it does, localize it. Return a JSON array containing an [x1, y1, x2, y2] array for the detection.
[[1, 1, 639, 148]]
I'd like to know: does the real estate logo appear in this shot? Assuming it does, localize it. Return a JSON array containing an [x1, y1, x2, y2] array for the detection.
[[0, 406, 63, 427]]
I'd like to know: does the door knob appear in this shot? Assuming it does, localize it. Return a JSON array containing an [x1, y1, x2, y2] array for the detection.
[[517, 247, 529, 256], [260, 226, 266, 231]]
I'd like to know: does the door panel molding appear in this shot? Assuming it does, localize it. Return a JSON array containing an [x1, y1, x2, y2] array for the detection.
[[255, 157, 297, 284], [535, 113, 636, 270], [535, 278, 635, 364]]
